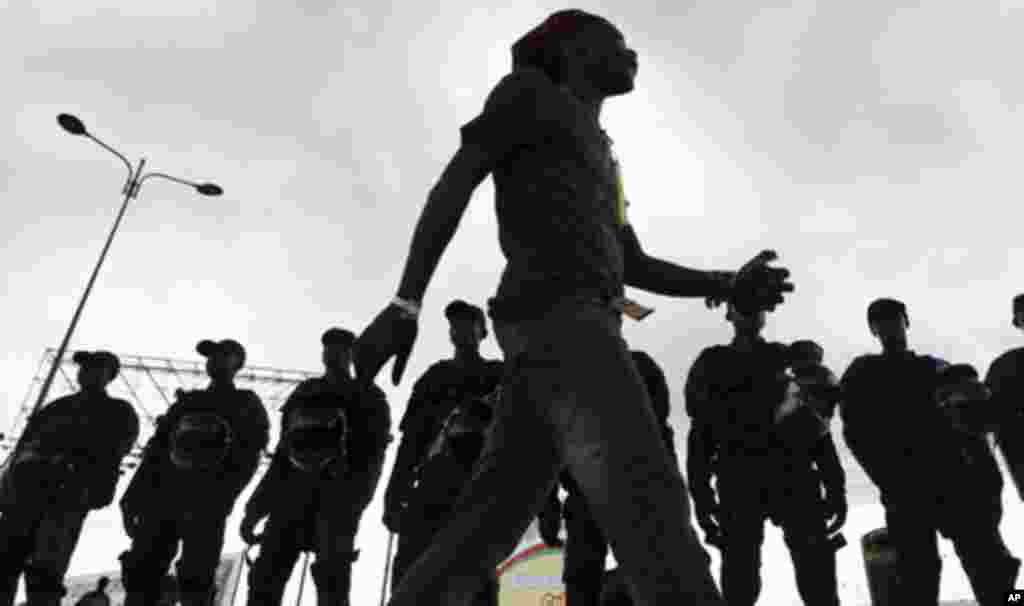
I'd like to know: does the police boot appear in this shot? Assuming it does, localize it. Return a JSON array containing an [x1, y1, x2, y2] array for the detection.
[[311, 549, 359, 606]]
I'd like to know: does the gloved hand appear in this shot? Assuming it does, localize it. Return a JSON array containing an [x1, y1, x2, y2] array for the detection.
[[538, 508, 563, 548], [824, 487, 848, 536], [240, 513, 264, 545], [728, 250, 794, 316]]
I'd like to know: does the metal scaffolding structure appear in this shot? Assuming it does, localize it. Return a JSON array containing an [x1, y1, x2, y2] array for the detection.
[[1, 347, 320, 470]]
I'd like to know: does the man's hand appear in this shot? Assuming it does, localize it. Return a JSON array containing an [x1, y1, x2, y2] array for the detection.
[[825, 488, 848, 536], [728, 250, 794, 315], [240, 513, 264, 545], [354, 304, 419, 387]]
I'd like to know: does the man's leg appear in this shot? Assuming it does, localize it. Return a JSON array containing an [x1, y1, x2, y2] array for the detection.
[[244, 515, 303, 606], [884, 503, 941, 606], [563, 492, 609, 606], [0, 508, 41, 606], [550, 305, 723, 605], [942, 497, 1020, 606], [310, 499, 364, 606], [176, 513, 227, 606], [715, 508, 765, 606], [390, 527, 435, 594], [774, 477, 841, 606], [386, 341, 564, 606], [120, 515, 180, 606], [781, 524, 840, 606], [23, 509, 88, 606]]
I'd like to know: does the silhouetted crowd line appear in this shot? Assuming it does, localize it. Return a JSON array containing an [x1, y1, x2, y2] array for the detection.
[[6, 6, 1024, 606], [4, 294, 1024, 606]]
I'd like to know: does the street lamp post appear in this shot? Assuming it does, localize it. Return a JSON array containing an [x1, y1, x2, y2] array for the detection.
[[25, 113, 223, 423]]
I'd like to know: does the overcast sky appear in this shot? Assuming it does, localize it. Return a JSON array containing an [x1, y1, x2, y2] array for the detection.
[[4, 0, 1024, 603]]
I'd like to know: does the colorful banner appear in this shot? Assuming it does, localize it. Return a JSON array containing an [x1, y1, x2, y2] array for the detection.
[[497, 543, 565, 606], [17, 552, 246, 606]]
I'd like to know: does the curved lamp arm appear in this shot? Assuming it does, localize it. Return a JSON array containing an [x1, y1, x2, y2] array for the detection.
[[138, 172, 223, 196]]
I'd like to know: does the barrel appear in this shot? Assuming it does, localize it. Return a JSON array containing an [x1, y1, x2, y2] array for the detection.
[[862, 528, 901, 606]]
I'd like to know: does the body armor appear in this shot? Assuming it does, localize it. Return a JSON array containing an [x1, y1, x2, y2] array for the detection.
[[283, 406, 349, 474], [422, 390, 496, 465], [774, 370, 831, 451], [2, 440, 76, 507], [169, 413, 233, 472], [936, 367, 996, 435]]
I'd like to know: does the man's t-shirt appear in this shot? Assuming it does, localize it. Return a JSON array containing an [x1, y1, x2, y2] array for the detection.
[[460, 67, 629, 322]]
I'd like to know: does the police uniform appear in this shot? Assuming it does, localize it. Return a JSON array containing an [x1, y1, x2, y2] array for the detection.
[[119, 340, 269, 606], [243, 330, 390, 606], [390, 393, 498, 605], [0, 351, 138, 606], [841, 349, 1019, 605], [986, 342, 1024, 501], [685, 339, 844, 606]]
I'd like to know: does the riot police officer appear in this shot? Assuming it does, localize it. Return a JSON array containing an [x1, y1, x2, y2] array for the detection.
[[389, 389, 498, 605], [382, 300, 503, 536], [535, 350, 678, 606], [986, 293, 1024, 500], [0, 351, 138, 606], [840, 298, 1019, 606], [685, 304, 845, 606], [240, 328, 391, 606], [119, 339, 269, 606]]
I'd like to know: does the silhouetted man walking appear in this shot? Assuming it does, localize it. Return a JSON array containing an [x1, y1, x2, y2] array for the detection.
[[354, 9, 792, 605]]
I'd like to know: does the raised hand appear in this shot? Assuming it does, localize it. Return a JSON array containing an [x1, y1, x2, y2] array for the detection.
[[728, 250, 794, 315]]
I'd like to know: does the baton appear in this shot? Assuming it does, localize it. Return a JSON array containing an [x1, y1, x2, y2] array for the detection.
[[380, 531, 396, 606]]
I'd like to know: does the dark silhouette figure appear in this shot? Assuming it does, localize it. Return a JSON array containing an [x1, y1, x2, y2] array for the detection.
[[74, 577, 111, 606], [685, 305, 845, 606], [119, 339, 269, 606], [840, 298, 1019, 606], [389, 389, 499, 606], [0, 351, 138, 606], [241, 328, 391, 606], [353, 10, 793, 604], [535, 350, 678, 606], [986, 293, 1024, 500], [381, 300, 503, 537]]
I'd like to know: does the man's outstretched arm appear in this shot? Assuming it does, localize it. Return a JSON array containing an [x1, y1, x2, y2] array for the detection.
[[620, 224, 733, 299], [394, 145, 494, 303]]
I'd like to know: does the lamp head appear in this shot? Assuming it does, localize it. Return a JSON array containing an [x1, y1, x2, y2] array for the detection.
[[57, 113, 88, 136], [195, 183, 223, 196]]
